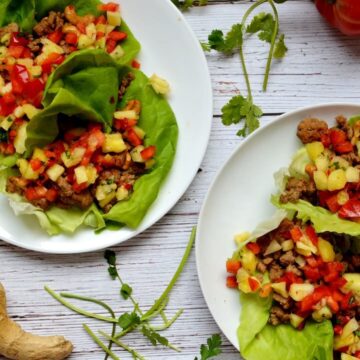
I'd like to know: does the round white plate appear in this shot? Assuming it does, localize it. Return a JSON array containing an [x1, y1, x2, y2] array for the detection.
[[0, 0, 212, 254], [196, 103, 360, 350]]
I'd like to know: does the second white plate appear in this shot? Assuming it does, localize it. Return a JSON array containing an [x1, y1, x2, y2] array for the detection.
[[196, 103, 360, 350]]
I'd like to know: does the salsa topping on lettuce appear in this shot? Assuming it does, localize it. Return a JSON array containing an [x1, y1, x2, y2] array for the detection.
[[280, 116, 360, 223], [226, 218, 360, 359], [0, 2, 136, 158]]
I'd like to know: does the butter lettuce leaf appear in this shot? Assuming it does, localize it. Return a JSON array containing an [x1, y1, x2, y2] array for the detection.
[[238, 292, 333, 360], [104, 69, 178, 228], [272, 195, 360, 236], [0, 0, 35, 32]]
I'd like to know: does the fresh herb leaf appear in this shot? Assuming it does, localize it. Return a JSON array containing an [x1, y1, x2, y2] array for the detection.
[[201, 41, 211, 52], [221, 95, 262, 136], [194, 334, 222, 360], [273, 34, 288, 58], [118, 312, 140, 330], [120, 283, 132, 300], [246, 12, 275, 43], [223, 23, 243, 53], [0, 129, 8, 142], [207, 29, 226, 52], [108, 266, 118, 280], [171, 0, 207, 10], [141, 326, 169, 347], [104, 250, 116, 266]]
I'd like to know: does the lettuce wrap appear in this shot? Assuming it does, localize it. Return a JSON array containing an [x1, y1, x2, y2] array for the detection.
[[238, 293, 334, 360], [0, 51, 178, 235], [0, 0, 140, 65], [272, 147, 360, 236]]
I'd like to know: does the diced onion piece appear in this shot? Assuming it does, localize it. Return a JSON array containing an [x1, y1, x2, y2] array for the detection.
[[107, 11, 121, 27], [114, 110, 138, 120], [290, 313, 304, 329], [149, 74, 170, 95], [264, 239, 282, 256], [102, 133, 127, 153], [305, 141, 324, 161], [289, 283, 314, 301], [46, 164, 65, 182], [271, 282, 288, 298], [318, 238, 335, 262]]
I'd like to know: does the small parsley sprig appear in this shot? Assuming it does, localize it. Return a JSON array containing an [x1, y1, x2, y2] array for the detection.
[[202, 0, 287, 136], [45, 227, 196, 359], [195, 334, 222, 360], [172, 0, 208, 10]]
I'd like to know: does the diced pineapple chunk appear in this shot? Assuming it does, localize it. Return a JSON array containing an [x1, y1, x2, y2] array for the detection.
[[86, 164, 98, 185], [13, 106, 25, 119], [318, 238, 335, 262], [263, 239, 282, 256], [105, 25, 116, 35], [315, 154, 329, 172], [130, 145, 145, 163], [0, 82, 12, 95], [41, 38, 64, 55], [343, 318, 359, 339], [306, 141, 324, 161], [102, 133, 127, 153], [236, 268, 252, 294], [312, 306, 332, 322], [107, 11, 121, 26], [133, 126, 145, 139], [149, 74, 170, 95], [95, 37, 106, 49], [61, 147, 86, 168], [95, 183, 117, 201], [337, 190, 350, 205], [78, 34, 95, 49], [23, 104, 41, 119], [334, 334, 356, 351], [113, 110, 138, 120], [99, 190, 116, 208], [341, 354, 358, 360], [116, 186, 129, 201], [17, 159, 39, 180], [346, 167, 360, 183], [0, 33, 10, 46], [328, 169, 347, 191], [145, 159, 155, 169], [281, 239, 294, 252], [313, 170, 328, 190], [29, 65, 42, 78], [331, 156, 349, 170], [295, 237, 317, 256], [110, 45, 125, 60], [0, 115, 14, 131], [16, 58, 33, 69], [96, 24, 107, 33], [14, 123, 27, 154], [290, 313, 304, 329], [239, 248, 257, 273], [32, 148, 48, 163], [46, 164, 65, 182], [86, 23, 97, 40], [0, 46, 7, 57], [0, 75, 4, 88], [271, 282, 288, 298], [74, 166, 89, 184], [343, 274, 360, 296], [234, 232, 250, 246], [289, 283, 314, 301]]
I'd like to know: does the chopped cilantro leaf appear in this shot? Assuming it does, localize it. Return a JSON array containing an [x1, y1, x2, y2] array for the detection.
[[194, 334, 222, 360], [141, 326, 169, 347], [246, 12, 275, 43], [118, 312, 140, 330], [120, 283, 132, 300], [104, 249, 116, 266], [273, 34, 288, 59]]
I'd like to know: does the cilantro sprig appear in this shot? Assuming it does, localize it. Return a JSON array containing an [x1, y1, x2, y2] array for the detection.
[[202, 0, 287, 136], [45, 228, 196, 359], [172, 0, 207, 10], [195, 334, 222, 360]]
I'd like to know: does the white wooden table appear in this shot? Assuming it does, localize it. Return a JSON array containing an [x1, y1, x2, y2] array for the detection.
[[1, 1, 360, 359]]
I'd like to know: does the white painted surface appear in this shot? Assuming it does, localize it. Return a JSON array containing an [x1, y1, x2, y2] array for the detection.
[[1, 0, 360, 358]]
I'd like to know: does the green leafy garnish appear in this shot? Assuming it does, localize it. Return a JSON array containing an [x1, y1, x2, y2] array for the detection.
[[171, 0, 207, 10], [194, 334, 222, 360], [202, 0, 287, 137], [45, 228, 197, 359]]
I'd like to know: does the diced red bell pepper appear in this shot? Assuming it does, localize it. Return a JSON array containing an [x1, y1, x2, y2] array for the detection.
[[11, 64, 29, 94], [323, 261, 344, 282], [334, 141, 353, 154], [0, 97, 16, 116], [248, 277, 260, 291], [340, 292, 353, 310], [8, 45, 26, 59], [226, 276, 238, 289], [325, 193, 341, 213], [329, 128, 347, 145], [113, 118, 137, 131], [320, 132, 331, 148], [30, 158, 43, 171], [290, 226, 303, 242], [332, 289, 344, 302], [76, 22, 86, 34], [333, 324, 343, 336], [98, 2, 119, 11], [106, 38, 117, 53], [41, 53, 65, 74], [124, 183, 133, 191], [65, 33, 78, 45], [326, 296, 339, 313], [10, 33, 29, 47], [305, 225, 318, 245], [246, 242, 261, 255], [299, 286, 331, 312], [45, 188, 58, 202], [95, 15, 107, 25], [226, 259, 241, 274], [141, 145, 156, 161], [284, 271, 303, 286], [339, 199, 360, 219], [303, 265, 321, 281], [47, 29, 63, 44], [108, 31, 127, 41], [355, 351, 360, 359], [72, 181, 89, 193], [331, 277, 347, 289], [23, 78, 45, 103], [126, 128, 143, 146], [21, 47, 32, 59], [131, 59, 141, 69], [2, 92, 16, 104], [24, 186, 47, 201]]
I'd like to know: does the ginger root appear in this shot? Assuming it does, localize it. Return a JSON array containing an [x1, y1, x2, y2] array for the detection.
[[0, 283, 73, 360]]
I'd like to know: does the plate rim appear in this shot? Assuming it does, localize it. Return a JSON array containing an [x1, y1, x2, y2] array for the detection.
[[195, 102, 360, 350], [0, 0, 213, 254]]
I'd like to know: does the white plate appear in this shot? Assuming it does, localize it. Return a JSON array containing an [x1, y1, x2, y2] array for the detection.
[[0, 0, 212, 254], [196, 103, 360, 351]]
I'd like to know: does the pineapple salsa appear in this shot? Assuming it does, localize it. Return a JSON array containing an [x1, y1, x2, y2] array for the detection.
[[0, 2, 132, 156], [226, 219, 360, 359]]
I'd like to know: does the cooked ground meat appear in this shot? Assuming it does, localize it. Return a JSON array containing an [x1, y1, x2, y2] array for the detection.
[[273, 293, 293, 310], [263, 257, 274, 265], [268, 306, 290, 326], [279, 251, 296, 266], [59, 40, 75, 55], [58, 190, 93, 209], [33, 11, 65, 36], [351, 255, 360, 269], [56, 176, 74, 197], [118, 73, 135, 101], [269, 263, 284, 281], [27, 38, 42, 53], [297, 118, 328, 144], [280, 177, 316, 204], [0, 23, 19, 37], [6, 176, 28, 195], [31, 198, 51, 210], [286, 264, 303, 276], [257, 261, 267, 274], [341, 151, 360, 165]]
